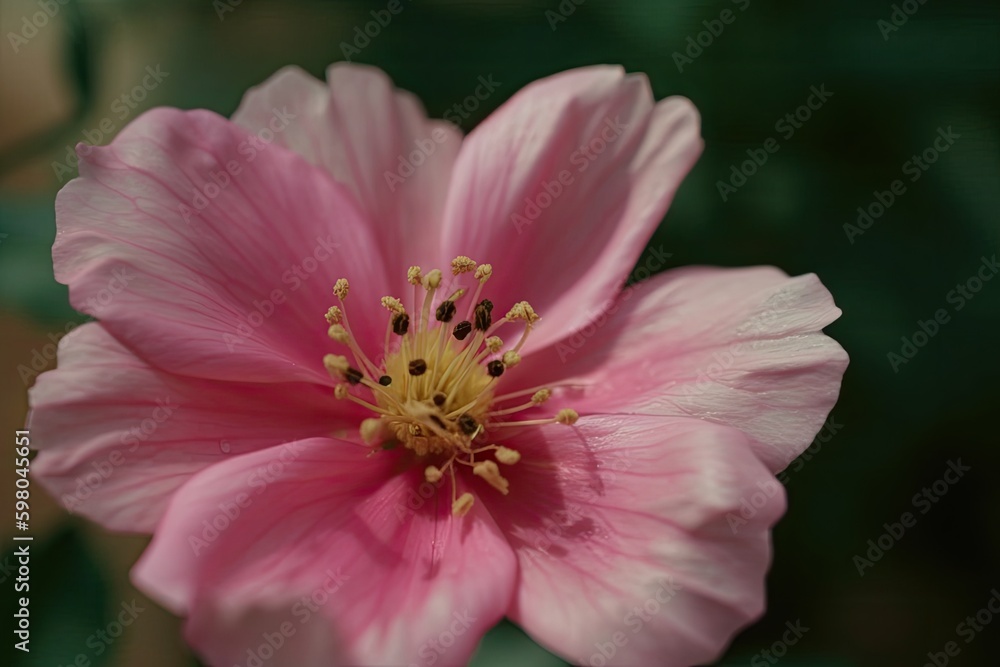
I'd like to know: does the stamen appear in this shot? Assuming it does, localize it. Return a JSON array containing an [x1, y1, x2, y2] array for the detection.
[[473, 460, 509, 495], [407, 266, 423, 285], [474, 299, 493, 331], [392, 312, 410, 336], [453, 321, 472, 340], [378, 375, 392, 386], [425, 465, 443, 483], [451, 256, 477, 275], [328, 324, 349, 344], [495, 446, 521, 465], [452, 492, 475, 517], [556, 408, 579, 425], [325, 306, 342, 324], [409, 359, 428, 376], [502, 350, 521, 367], [435, 300, 457, 322], [487, 360, 505, 377], [381, 296, 405, 314], [360, 418, 384, 445], [333, 279, 350, 300]]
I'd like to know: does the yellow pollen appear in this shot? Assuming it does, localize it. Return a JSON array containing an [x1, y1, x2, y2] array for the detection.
[[380, 296, 405, 314], [451, 256, 477, 275], [473, 460, 509, 495], [319, 263, 578, 516], [360, 418, 385, 445], [328, 324, 349, 343], [452, 492, 475, 517], [494, 446, 521, 464], [556, 408, 579, 425], [506, 301, 539, 324], [531, 389, 551, 404], [474, 264, 493, 283], [422, 269, 442, 290]]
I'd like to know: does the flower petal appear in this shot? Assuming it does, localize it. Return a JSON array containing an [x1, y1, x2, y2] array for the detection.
[[232, 63, 462, 271], [488, 415, 784, 667], [440, 66, 702, 351], [27, 323, 360, 532], [132, 437, 516, 667], [55, 107, 392, 384], [504, 266, 848, 472]]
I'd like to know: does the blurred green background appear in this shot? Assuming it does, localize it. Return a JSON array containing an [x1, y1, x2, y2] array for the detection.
[[1, 0, 997, 665]]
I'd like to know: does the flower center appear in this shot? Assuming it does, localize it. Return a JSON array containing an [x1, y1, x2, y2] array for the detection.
[[321, 256, 578, 516]]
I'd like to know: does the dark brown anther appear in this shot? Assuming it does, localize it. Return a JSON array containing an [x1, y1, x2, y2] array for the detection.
[[346, 367, 364, 385], [409, 359, 427, 376], [378, 375, 392, 386], [432, 392, 447, 406], [474, 301, 492, 331], [458, 414, 479, 435], [453, 320, 472, 340], [435, 300, 457, 323], [487, 360, 505, 377], [429, 414, 447, 429], [392, 313, 410, 335]]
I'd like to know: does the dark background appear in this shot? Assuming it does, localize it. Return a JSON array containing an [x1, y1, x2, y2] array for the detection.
[[1, 1, 998, 665]]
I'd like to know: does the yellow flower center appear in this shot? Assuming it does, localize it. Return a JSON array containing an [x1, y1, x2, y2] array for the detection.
[[321, 256, 578, 516]]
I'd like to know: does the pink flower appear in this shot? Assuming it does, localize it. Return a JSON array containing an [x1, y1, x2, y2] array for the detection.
[[29, 64, 847, 667]]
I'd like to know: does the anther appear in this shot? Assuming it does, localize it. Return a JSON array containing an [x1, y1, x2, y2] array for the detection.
[[473, 460, 510, 495], [407, 266, 423, 285], [452, 492, 475, 517], [531, 389, 552, 405], [506, 300, 539, 324], [328, 324, 349, 343], [502, 351, 521, 367], [436, 300, 457, 322], [474, 264, 492, 283], [324, 306, 342, 324], [425, 466, 443, 484], [392, 313, 410, 335], [556, 408, 579, 425], [458, 414, 479, 435], [432, 392, 447, 406], [360, 418, 384, 445], [451, 256, 477, 275], [422, 269, 442, 290], [485, 336, 503, 353], [345, 367, 364, 386], [487, 360, 505, 377], [453, 321, 472, 340], [378, 375, 392, 386], [333, 278, 349, 300], [495, 446, 521, 465], [381, 296, 405, 314], [409, 359, 428, 376], [334, 385, 348, 399], [474, 301, 492, 331]]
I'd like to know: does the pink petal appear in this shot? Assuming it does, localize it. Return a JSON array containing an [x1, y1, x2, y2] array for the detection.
[[506, 266, 848, 472], [488, 415, 784, 667], [133, 438, 516, 667], [27, 323, 361, 532], [439, 66, 702, 352], [232, 63, 461, 271], [55, 107, 392, 384]]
